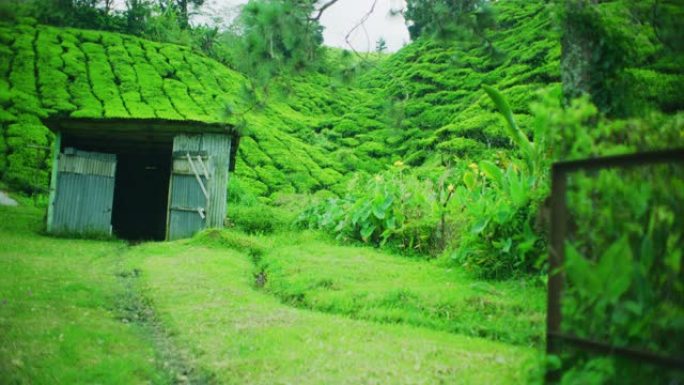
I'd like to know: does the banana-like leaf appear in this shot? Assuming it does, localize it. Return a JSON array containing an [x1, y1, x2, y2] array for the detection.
[[479, 160, 504, 187], [360, 223, 376, 241], [482, 84, 534, 157]]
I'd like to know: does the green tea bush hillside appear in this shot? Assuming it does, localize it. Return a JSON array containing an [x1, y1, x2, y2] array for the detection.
[[0, 19, 354, 196]]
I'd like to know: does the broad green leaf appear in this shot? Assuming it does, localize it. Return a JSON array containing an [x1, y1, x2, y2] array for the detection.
[[380, 195, 393, 210], [507, 170, 528, 207], [665, 247, 682, 274], [463, 171, 477, 190], [598, 236, 633, 303], [639, 235, 654, 272], [372, 204, 386, 220], [385, 216, 396, 230], [495, 207, 513, 224], [360, 223, 375, 241], [565, 242, 601, 297], [482, 84, 534, 157], [501, 237, 512, 253], [479, 160, 504, 187], [471, 218, 490, 234]]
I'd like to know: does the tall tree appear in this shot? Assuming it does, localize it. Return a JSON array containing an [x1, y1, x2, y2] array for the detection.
[[158, 0, 205, 28], [560, 0, 599, 104], [558, 0, 664, 115], [403, 0, 495, 43], [236, 0, 325, 81], [125, 0, 152, 35], [28, 0, 125, 30]]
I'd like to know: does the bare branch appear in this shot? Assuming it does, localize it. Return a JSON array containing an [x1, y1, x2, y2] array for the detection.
[[344, 0, 378, 58], [312, 0, 341, 21]]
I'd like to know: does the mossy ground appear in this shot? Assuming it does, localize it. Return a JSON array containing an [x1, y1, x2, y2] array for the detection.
[[0, 201, 543, 384]]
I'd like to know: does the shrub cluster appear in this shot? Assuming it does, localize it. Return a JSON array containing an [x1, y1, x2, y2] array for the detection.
[[298, 163, 453, 256]]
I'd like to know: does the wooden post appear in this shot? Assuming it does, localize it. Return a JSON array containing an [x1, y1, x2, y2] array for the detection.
[[46, 132, 61, 233]]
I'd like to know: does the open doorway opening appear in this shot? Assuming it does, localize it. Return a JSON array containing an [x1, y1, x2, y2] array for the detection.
[[111, 150, 171, 241], [61, 134, 173, 241]]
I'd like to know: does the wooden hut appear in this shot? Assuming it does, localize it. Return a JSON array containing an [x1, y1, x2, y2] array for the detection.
[[0, 22, 249, 240], [45, 118, 238, 240]]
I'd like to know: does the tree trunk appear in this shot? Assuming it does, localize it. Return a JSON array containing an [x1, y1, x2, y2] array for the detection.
[[560, 0, 598, 103], [178, 0, 189, 29]]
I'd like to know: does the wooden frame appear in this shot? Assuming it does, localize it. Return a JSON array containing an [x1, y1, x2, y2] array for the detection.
[[546, 148, 684, 382]]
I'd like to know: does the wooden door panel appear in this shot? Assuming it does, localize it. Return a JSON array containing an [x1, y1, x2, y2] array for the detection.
[[167, 152, 209, 240]]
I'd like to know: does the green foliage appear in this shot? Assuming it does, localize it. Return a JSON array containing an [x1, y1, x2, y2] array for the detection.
[[451, 161, 546, 279], [327, 0, 562, 169], [483, 85, 533, 158], [299, 164, 455, 255], [35, 28, 76, 113], [2, 114, 51, 192], [404, 0, 495, 43], [1, 0, 127, 32], [446, 87, 553, 279], [558, 163, 684, 384], [0, 22, 257, 192], [560, 0, 684, 116], [235, 0, 323, 84], [82, 42, 129, 118]]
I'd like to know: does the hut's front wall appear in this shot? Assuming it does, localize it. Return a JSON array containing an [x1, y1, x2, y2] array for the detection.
[[46, 130, 233, 240]]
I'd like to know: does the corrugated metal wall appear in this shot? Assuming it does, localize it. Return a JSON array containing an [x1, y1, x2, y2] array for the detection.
[[167, 133, 232, 240], [50, 149, 116, 235], [202, 133, 232, 228], [167, 173, 207, 240]]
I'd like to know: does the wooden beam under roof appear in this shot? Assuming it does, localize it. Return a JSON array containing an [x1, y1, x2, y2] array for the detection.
[[42, 117, 240, 171], [43, 117, 236, 136]]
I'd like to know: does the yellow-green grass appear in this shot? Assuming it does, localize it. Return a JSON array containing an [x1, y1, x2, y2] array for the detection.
[[258, 234, 547, 347], [1, 204, 541, 383], [0, 204, 167, 384], [125, 239, 541, 384]]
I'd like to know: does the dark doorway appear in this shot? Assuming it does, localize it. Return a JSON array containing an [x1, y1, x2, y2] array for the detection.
[[61, 133, 173, 241], [111, 150, 171, 241]]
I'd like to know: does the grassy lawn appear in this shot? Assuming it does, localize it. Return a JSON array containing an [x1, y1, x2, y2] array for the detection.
[[126, 239, 540, 384], [1, 204, 542, 384], [258, 233, 546, 347], [0, 205, 167, 384]]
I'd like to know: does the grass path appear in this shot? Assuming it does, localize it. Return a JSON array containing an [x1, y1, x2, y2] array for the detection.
[[126, 242, 539, 384], [0, 205, 168, 384], [1, 205, 541, 384]]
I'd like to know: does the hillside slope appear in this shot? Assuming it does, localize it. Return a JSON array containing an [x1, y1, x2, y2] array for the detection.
[[2, 0, 682, 200], [311, 1, 560, 171], [296, 0, 683, 172], [0, 20, 355, 196]]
